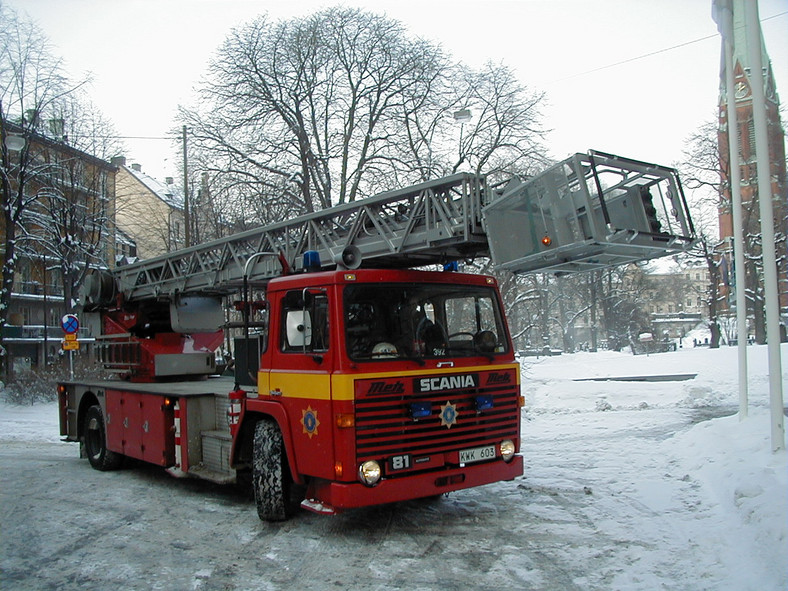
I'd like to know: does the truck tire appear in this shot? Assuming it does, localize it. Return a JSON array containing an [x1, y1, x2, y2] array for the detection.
[[83, 405, 123, 471], [253, 419, 296, 521]]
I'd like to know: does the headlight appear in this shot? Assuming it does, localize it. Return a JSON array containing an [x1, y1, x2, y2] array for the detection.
[[500, 440, 516, 462], [358, 460, 382, 486]]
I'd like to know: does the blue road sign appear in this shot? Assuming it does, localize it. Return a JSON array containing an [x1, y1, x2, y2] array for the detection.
[[61, 314, 79, 334]]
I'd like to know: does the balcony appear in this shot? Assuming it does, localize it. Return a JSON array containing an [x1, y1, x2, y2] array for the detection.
[[1, 324, 89, 343], [15, 281, 64, 297]]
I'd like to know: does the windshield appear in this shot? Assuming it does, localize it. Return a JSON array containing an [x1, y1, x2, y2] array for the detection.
[[344, 282, 509, 361]]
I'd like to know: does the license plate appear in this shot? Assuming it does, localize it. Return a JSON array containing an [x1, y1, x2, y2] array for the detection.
[[459, 445, 496, 464]]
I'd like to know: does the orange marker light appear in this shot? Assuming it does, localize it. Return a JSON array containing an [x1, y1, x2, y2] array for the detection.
[[541, 235, 552, 246], [336, 413, 355, 428]]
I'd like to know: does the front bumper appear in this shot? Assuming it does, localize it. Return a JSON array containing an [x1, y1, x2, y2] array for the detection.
[[301, 455, 523, 514]]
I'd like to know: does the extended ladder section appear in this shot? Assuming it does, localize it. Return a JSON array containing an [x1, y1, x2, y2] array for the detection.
[[91, 173, 490, 304], [84, 151, 695, 306]]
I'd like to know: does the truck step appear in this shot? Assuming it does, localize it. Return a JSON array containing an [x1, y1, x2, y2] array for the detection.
[[187, 464, 236, 485], [300, 498, 337, 515]]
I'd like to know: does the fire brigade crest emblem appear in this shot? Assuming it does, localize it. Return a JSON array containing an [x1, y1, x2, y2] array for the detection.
[[302, 406, 320, 438], [439, 401, 458, 429]]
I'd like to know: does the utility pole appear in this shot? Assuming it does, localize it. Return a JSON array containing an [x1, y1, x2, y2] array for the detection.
[[182, 125, 191, 249]]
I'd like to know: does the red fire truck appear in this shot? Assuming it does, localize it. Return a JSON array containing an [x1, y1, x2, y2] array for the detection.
[[58, 152, 694, 520]]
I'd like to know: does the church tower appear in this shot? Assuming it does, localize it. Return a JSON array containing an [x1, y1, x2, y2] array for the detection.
[[717, 0, 787, 341]]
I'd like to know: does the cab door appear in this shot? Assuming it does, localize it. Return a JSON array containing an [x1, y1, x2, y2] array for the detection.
[[268, 288, 334, 479]]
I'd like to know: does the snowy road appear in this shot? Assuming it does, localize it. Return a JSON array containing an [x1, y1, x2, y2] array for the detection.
[[2, 433, 601, 591], [1, 345, 786, 590], [0, 406, 770, 590]]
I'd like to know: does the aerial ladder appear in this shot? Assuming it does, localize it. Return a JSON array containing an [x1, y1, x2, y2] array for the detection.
[[81, 149, 694, 382], [86, 150, 693, 305]]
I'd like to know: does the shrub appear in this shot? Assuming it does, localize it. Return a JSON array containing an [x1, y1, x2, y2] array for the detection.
[[1, 358, 106, 405]]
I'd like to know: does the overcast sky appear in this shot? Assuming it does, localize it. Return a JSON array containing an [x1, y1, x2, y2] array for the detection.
[[6, 0, 788, 183]]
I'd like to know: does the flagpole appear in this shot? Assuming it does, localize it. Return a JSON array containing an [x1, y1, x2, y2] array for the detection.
[[743, 0, 785, 451], [714, 0, 749, 419]]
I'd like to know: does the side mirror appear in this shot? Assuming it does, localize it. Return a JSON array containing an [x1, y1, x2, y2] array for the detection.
[[286, 310, 312, 348]]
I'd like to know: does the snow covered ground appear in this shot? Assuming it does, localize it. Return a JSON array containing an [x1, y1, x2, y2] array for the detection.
[[1, 343, 786, 590], [521, 342, 787, 590]]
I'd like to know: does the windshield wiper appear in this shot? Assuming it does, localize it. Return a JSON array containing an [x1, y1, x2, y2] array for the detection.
[[478, 351, 496, 362], [403, 353, 426, 366]]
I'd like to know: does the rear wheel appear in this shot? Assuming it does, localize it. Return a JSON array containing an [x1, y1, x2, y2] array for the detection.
[[253, 419, 300, 521], [83, 405, 123, 471]]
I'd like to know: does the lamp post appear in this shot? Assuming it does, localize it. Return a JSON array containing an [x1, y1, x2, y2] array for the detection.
[[453, 109, 472, 171], [182, 125, 191, 249], [743, 0, 784, 451]]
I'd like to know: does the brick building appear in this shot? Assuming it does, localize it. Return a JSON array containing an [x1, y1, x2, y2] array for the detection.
[[1, 121, 116, 372], [716, 0, 787, 341]]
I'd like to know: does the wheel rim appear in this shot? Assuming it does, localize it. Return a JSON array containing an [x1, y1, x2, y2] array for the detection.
[[85, 416, 102, 460]]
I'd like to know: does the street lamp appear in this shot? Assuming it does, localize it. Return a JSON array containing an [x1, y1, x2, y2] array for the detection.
[[453, 109, 472, 171], [453, 109, 472, 123], [4, 133, 25, 152]]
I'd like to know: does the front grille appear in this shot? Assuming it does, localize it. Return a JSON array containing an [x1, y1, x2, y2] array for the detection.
[[354, 369, 519, 462]]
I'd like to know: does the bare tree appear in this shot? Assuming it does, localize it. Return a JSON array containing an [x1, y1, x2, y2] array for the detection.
[[179, 7, 548, 235], [1, 5, 119, 375], [24, 146, 114, 312], [451, 62, 548, 180], [680, 118, 752, 346], [40, 94, 123, 309], [1, 5, 75, 371], [686, 108, 788, 344], [185, 8, 449, 211], [585, 265, 653, 351]]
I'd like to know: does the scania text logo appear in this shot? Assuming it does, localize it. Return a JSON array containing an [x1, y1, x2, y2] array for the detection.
[[415, 374, 479, 393]]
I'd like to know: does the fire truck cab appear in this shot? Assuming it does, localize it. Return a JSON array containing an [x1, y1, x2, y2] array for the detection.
[[237, 267, 522, 518]]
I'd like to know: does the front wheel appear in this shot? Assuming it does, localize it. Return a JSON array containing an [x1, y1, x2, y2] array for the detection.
[[252, 419, 300, 521], [83, 405, 123, 471]]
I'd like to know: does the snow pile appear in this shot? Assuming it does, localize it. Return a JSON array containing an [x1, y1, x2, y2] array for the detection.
[[666, 412, 787, 588], [0, 399, 61, 443], [524, 345, 782, 412], [522, 343, 787, 590]]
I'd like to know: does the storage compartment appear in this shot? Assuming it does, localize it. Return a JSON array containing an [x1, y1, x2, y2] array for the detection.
[[105, 390, 175, 466], [233, 336, 263, 386]]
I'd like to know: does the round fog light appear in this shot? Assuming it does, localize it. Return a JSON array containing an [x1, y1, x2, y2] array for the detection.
[[500, 439, 516, 462], [358, 460, 382, 486]]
